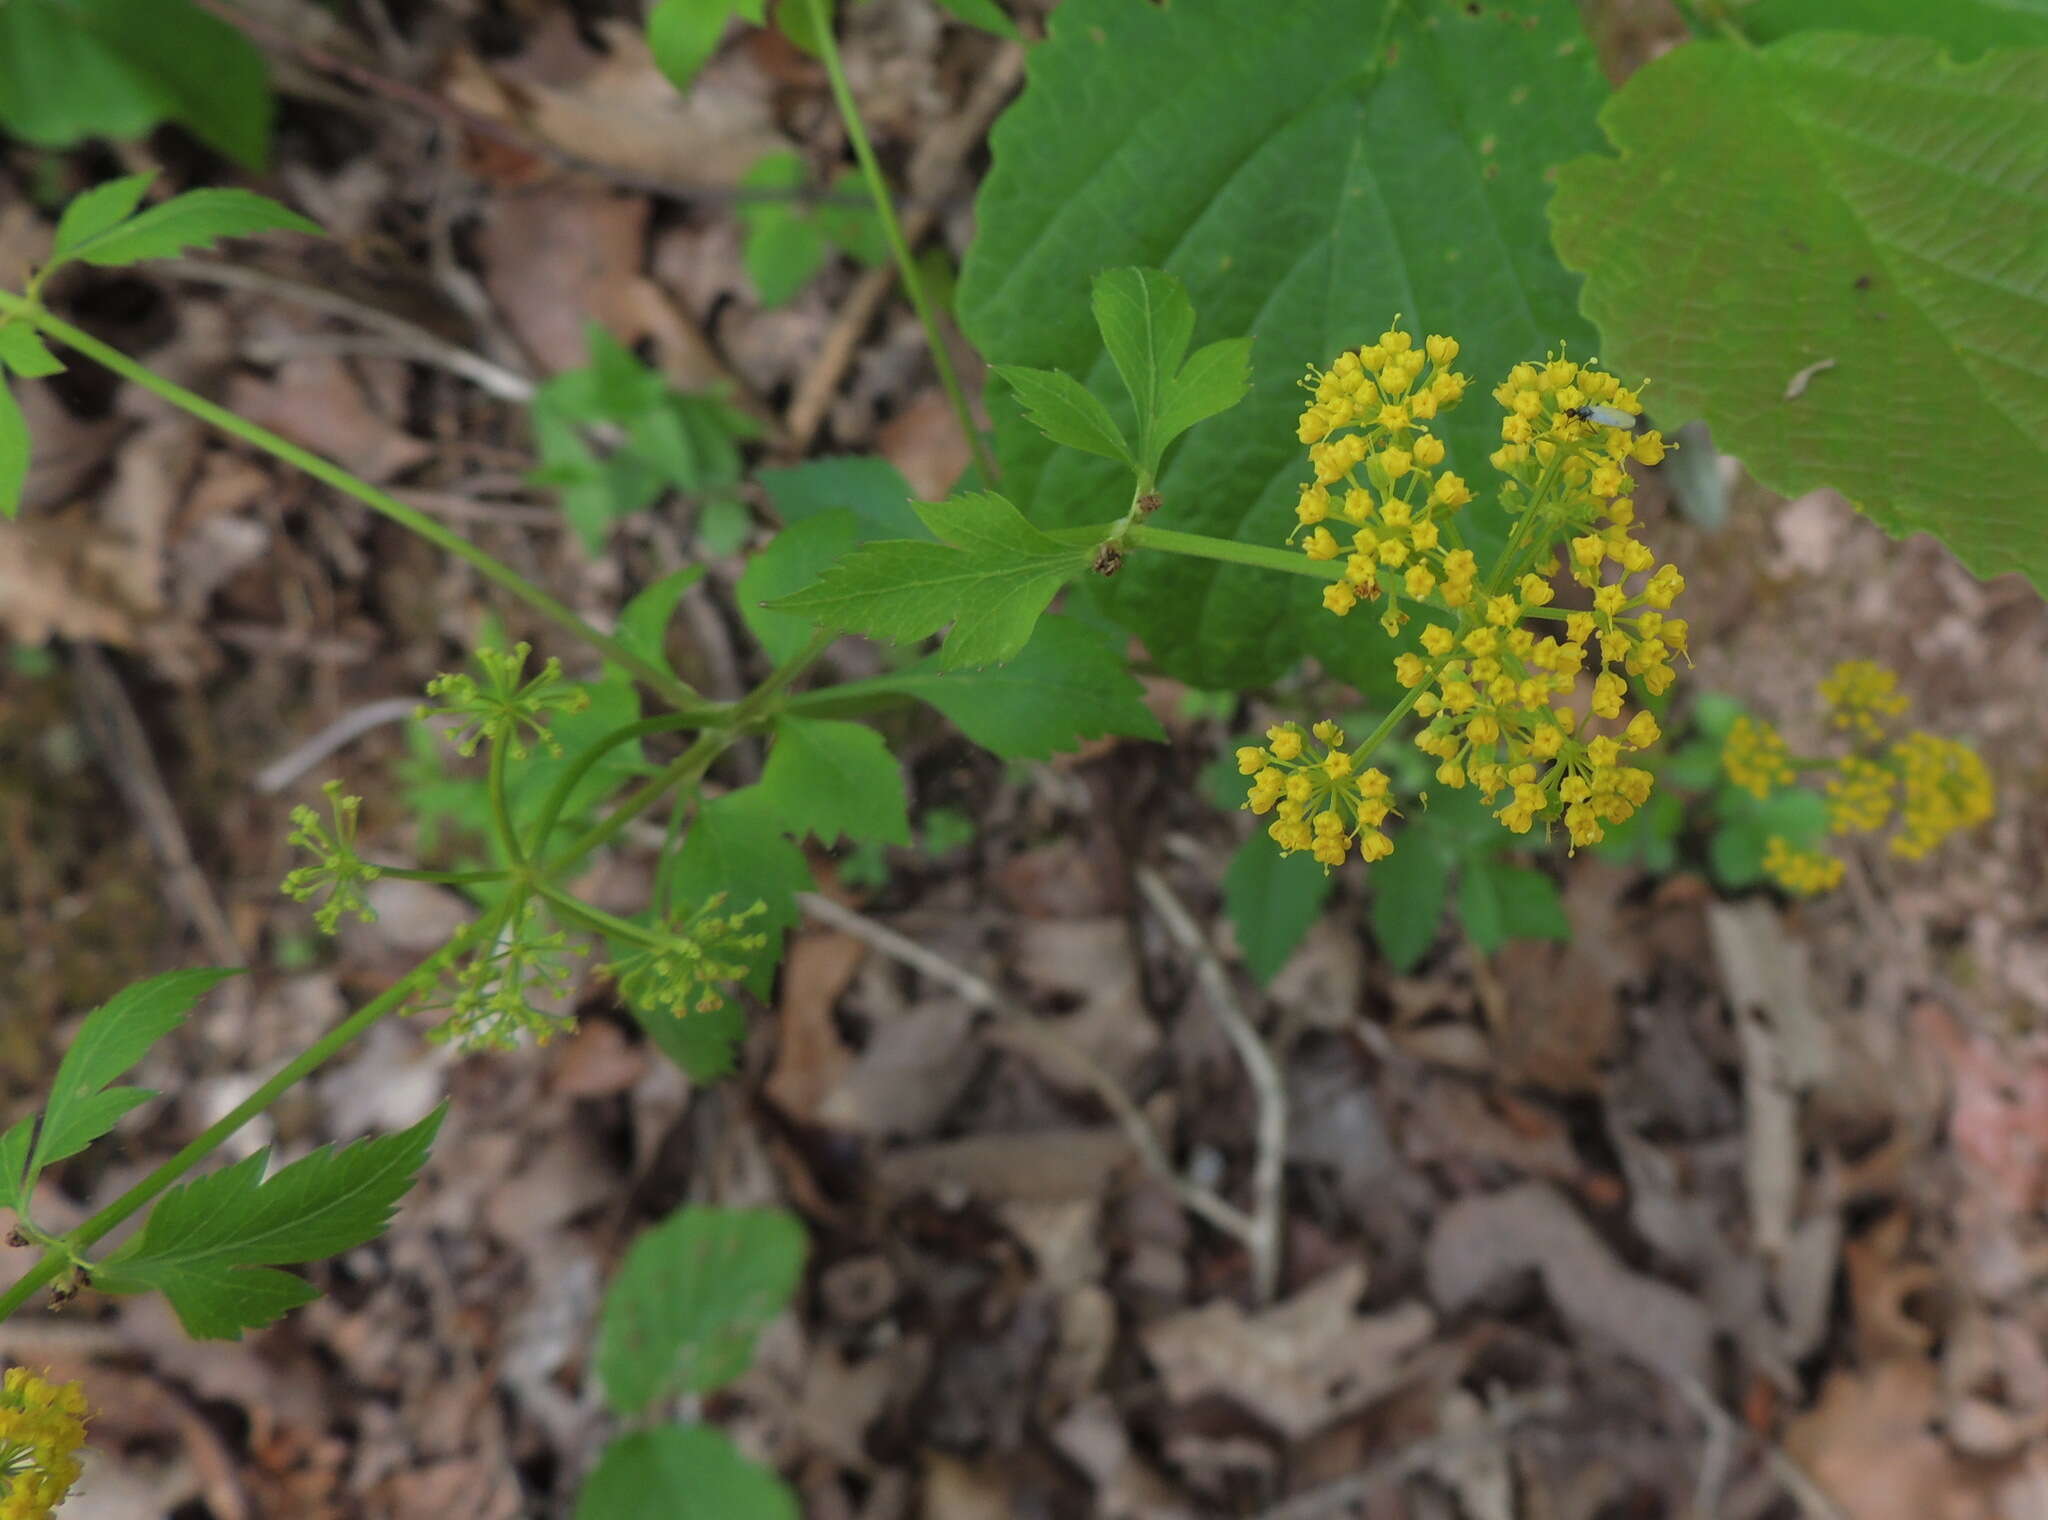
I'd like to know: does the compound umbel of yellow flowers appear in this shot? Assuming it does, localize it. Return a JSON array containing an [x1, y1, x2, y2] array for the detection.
[[1237, 321, 1683, 868], [1725, 661, 1993, 895], [0, 1367, 87, 1518]]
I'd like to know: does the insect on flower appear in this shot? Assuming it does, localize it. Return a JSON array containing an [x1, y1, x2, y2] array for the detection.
[[1562, 402, 1638, 430]]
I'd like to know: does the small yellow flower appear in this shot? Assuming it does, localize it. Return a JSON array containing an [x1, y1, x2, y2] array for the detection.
[[1722, 715, 1795, 799], [0, 1367, 88, 1519], [1818, 659, 1910, 741], [1763, 837, 1844, 895]]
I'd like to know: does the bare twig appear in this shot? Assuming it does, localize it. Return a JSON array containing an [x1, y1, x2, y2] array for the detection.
[[784, 44, 1025, 452], [155, 259, 538, 402], [1135, 866, 1287, 1304], [254, 696, 421, 795], [1670, 1373, 1849, 1520], [67, 645, 244, 968], [792, 891, 1257, 1244], [1252, 1388, 1569, 1520]]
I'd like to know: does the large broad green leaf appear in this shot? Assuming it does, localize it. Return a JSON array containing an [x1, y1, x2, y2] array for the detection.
[[958, 0, 1609, 689], [1551, 33, 2048, 590], [756, 717, 911, 847], [0, 0, 271, 165], [595, 1205, 807, 1414], [1740, 0, 2048, 60], [577, 1428, 798, 1520]]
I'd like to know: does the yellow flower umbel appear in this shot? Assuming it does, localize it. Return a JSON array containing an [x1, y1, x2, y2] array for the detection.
[[0, 1368, 87, 1518], [1264, 323, 1683, 866], [1238, 721, 1397, 867], [1721, 660, 1994, 893]]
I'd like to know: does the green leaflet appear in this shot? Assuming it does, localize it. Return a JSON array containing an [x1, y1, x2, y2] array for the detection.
[[95, 1107, 445, 1339], [595, 1205, 807, 1413], [767, 492, 1096, 669], [577, 1428, 798, 1520], [756, 716, 911, 847], [1551, 32, 2048, 590], [959, 0, 1607, 688]]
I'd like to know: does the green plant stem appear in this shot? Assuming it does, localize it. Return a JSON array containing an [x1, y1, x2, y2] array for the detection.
[[1124, 523, 1341, 581], [542, 627, 836, 876], [489, 739, 525, 867], [0, 291, 700, 711], [804, 0, 998, 486], [525, 713, 721, 856], [0, 929, 482, 1322], [534, 883, 666, 949], [377, 867, 512, 886]]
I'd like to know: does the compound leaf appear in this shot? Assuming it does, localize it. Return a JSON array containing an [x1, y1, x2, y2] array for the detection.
[[32, 968, 240, 1174], [959, 0, 1608, 689], [96, 1106, 444, 1340], [51, 173, 154, 259], [1740, 0, 2048, 60], [61, 188, 320, 270], [767, 492, 1095, 669], [1551, 32, 2048, 589], [1223, 834, 1335, 985]]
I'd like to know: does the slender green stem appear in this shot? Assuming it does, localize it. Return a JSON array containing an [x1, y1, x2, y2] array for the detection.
[[1125, 523, 1345, 582], [0, 925, 486, 1322], [543, 628, 837, 876], [0, 292, 699, 711], [535, 882, 666, 949], [526, 713, 728, 858], [377, 867, 513, 886], [805, 0, 998, 486], [1347, 658, 1448, 763], [488, 740, 525, 868]]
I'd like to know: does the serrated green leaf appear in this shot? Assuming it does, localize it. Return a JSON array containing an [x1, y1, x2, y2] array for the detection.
[[1551, 33, 2048, 589], [660, 788, 813, 1006], [63, 188, 320, 269], [856, 614, 1166, 759], [993, 365, 1134, 466], [51, 173, 154, 258], [0, 1116, 36, 1222], [577, 1427, 799, 1520], [638, 997, 748, 1083], [648, 0, 763, 95], [1223, 834, 1335, 985], [958, 0, 1608, 689], [757, 717, 910, 847], [615, 566, 705, 681], [0, 325, 63, 379], [1092, 267, 1195, 467], [757, 455, 922, 538], [1741, 0, 2048, 60], [933, 0, 1019, 40], [97, 1106, 444, 1339], [774, 0, 831, 57], [738, 511, 865, 664], [1152, 336, 1253, 459], [0, 381, 27, 518], [1367, 832, 1455, 972], [767, 492, 1095, 670], [597, 1204, 807, 1413], [33, 968, 240, 1173]]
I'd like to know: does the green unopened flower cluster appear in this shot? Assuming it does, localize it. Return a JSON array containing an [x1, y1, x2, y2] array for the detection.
[[606, 895, 770, 1018], [1243, 321, 1683, 868], [420, 642, 589, 759], [1722, 660, 1994, 895], [281, 780, 383, 932], [414, 896, 586, 1051]]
